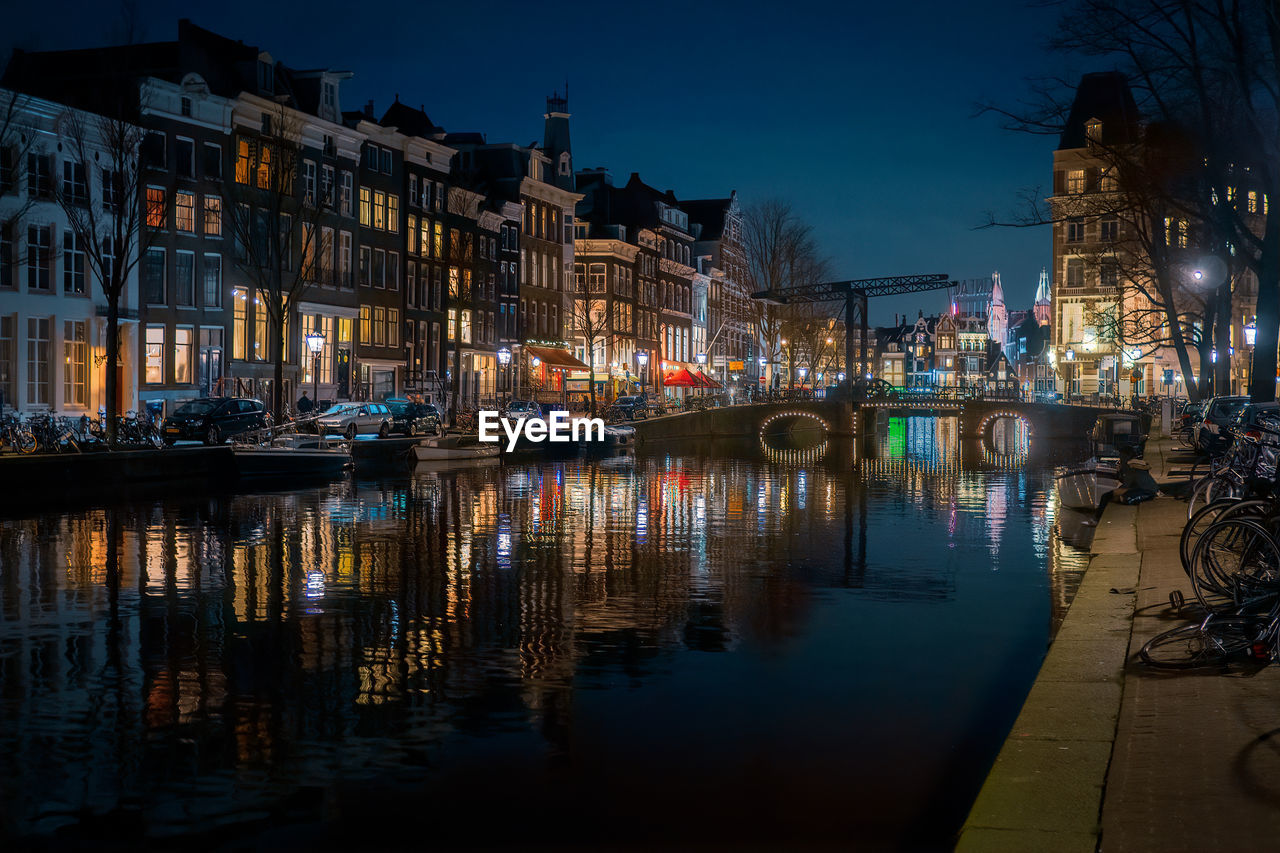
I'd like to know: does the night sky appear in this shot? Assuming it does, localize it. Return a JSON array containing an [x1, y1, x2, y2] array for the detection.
[[4, 0, 1077, 323]]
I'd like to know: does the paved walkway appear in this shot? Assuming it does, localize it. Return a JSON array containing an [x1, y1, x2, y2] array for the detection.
[[958, 437, 1280, 852]]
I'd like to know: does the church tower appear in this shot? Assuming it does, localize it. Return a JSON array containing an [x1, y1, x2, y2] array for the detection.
[[543, 88, 574, 191], [1034, 267, 1052, 327], [987, 270, 1008, 344]]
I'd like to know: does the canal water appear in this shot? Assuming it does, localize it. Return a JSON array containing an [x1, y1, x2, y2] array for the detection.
[[0, 416, 1089, 850]]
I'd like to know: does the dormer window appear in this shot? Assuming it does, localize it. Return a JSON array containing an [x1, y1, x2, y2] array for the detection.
[[1085, 118, 1103, 142], [258, 54, 274, 94], [323, 82, 336, 109], [559, 152, 570, 175], [180, 97, 192, 117]]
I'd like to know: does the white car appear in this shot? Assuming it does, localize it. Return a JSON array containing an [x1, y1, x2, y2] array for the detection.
[[316, 403, 393, 439]]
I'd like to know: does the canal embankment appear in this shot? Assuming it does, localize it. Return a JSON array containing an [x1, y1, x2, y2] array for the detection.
[[957, 436, 1280, 851]]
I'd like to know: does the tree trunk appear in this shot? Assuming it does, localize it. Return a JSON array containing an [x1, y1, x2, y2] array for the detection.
[[450, 344, 461, 426], [588, 343, 597, 416], [104, 296, 120, 448], [272, 314, 285, 423], [1214, 282, 1232, 396], [1250, 215, 1280, 402]]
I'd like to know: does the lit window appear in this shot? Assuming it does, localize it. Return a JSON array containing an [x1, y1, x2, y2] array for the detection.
[[1066, 170, 1085, 193], [204, 196, 222, 237], [145, 326, 165, 384], [174, 328, 193, 384], [359, 187, 371, 226], [175, 191, 195, 233], [146, 186, 166, 228]]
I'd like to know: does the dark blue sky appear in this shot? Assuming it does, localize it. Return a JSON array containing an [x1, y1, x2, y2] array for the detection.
[[5, 0, 1071, 323]]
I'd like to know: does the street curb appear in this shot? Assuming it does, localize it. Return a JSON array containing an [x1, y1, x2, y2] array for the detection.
[[955, 477, 1142, 851]]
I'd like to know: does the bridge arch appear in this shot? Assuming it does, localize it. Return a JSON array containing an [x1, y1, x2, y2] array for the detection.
[[973, 409, 1034, 441], [758, 409, 831, 438]]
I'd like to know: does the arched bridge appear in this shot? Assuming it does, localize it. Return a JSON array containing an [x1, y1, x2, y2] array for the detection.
[[628, 399, 1109, 443], [857, 397, 1108, 440]]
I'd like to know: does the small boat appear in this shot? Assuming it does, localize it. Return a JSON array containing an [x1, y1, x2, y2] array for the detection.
[[412, 435, 502, 462], [603, 425, 636, 447], [1055, 459, 1120, 511], [1054, 412, 1145, 511], [231, 443, 352, 480]]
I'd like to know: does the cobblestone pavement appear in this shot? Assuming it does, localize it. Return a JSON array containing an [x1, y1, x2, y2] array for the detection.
[[1100, 439, 1280, 852]]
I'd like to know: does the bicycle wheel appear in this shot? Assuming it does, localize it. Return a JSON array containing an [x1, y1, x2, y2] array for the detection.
[[1187, 477, 1217, 520], [1140, 617, 1258, 668], [1182, 499, 1273, 574], [17, 428, 37, 454], [1190, 518, 1280, 609]]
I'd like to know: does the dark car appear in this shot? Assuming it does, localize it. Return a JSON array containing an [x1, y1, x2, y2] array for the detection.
[[607, 395, 648, 421], [162, 397, 269, 445], [1195, 395, 1250, 451], [386, 399, 442, 436], [501, 400, 544, 420]]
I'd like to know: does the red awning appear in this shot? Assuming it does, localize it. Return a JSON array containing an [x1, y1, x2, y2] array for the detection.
[[525, 345, 588, 370], [696, 371, 722, 389], [661, 367, 701, 387]]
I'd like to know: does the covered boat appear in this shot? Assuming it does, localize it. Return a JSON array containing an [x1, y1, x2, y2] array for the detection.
[[413, 435, 502, 462]]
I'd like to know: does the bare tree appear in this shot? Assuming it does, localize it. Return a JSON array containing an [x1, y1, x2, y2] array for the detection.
[[54, 102, 150, 445], [225, 103, 328, 422], [569, 288, 612, 415], [740, 199, 830, 388], [985, 0, 1280, 401]]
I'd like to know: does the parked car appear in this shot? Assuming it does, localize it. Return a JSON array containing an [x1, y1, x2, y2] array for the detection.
[[316, 402, 393, 439], [1194, 395, 1250, 451], [607, 395, 648, 421], [500, 400, 544, 421], [386, 399, 443, 436], [1228, 401, 1280, 437], [162, 397, 269, 446]]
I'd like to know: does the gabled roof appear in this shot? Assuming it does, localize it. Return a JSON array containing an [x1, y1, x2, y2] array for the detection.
[[683, 198, 731, 241], [380, 99, 440, 138]]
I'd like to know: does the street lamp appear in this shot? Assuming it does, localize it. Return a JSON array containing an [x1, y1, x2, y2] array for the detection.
[[1245, 321, 1257, 347], [497, 347, 511, 405], [636, 350, 648, 397], [798, 366, 808, 386], [305, 331, 324, 420]]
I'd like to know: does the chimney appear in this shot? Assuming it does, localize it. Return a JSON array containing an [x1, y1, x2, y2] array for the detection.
[[364, 100, 374, 119]]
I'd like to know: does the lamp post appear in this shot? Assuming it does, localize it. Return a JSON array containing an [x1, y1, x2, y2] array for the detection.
[[1064, 347, 1075, 403], [305, 331, 324, 419], [636, 350, 648, 397], [497, 347, 511, 406]]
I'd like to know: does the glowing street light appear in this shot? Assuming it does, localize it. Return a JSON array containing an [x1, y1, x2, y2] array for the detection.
[[305, 331, 324, 412]]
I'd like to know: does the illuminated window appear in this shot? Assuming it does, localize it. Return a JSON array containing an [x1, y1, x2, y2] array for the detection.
[[387, 194, 399, 233], [175, 191, 195, 233], [433, 221, 443, 257], [235, 138, 250, 183], [63, 320, 87, 406], [146, 186, 166, 228], [461, 310, 471, 344], [448, 266, 459, 297], [448, 308, 457, 341], [359, 187, 371, 226], [232, 288, 248, 359], [204, 196, 222, 237], [253, 291, 267, 361], [373, 190, 386, 230], [145, 325, 165, 383], [256, 145, 271, 189], [408, 214, 418, 255], [420, 218, 431, 258], [373, 306, 385, 345], [1248, 191, 1259, 214], [1066, 170, 1085, 193], [359, 305, 371, 344], [174, 327, 193, 384]]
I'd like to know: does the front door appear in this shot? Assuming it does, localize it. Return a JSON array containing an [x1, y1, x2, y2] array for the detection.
[[336, 347, 351, 399], [199, 347, 223, 397]]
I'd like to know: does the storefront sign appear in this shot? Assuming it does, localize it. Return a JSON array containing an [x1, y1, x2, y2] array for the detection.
[[728, 361, 745, 371]]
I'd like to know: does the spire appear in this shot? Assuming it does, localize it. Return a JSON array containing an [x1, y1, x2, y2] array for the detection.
[[1034, 267, 1052, 326], [1035, 267, 1051, 304], [990, 270, 1004, 306]]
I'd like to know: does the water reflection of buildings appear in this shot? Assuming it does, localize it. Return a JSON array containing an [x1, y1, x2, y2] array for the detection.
[[0, 421, 1087, 837]]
